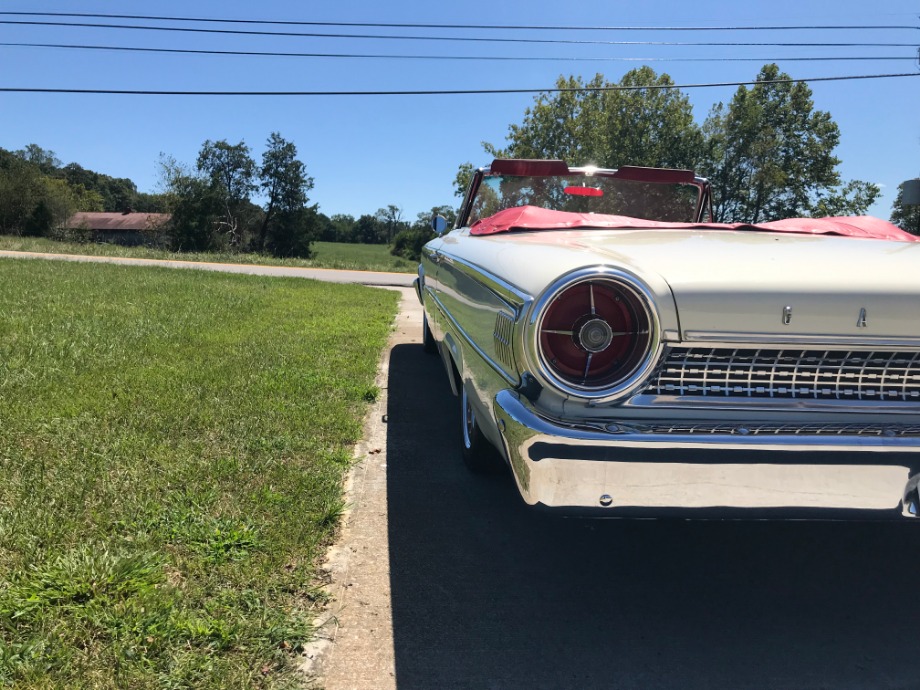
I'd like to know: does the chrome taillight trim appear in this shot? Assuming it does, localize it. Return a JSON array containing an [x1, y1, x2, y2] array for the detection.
[[525, 267, 662, 403]]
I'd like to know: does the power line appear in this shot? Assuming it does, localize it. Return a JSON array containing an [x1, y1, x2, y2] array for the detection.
[[0, 11, 916, 32], [0, 20, 914, 47], [0, 72, 916, 97], [1, 42, 914, 63]]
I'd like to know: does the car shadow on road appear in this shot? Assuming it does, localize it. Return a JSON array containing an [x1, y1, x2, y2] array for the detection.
[[386, 343, 920, 690]]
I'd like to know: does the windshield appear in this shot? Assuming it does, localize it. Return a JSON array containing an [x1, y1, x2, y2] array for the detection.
[[466, 170, 706, 227]]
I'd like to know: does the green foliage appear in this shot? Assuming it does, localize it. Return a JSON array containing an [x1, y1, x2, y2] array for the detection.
[[14, 143, 60, 174], [163, 172, 224, 251], [0, 149, 60, 236], [0, 146, 168, 238], [196, 139, 258, 247], [376, 205, 407, 244], [486, 64, 879, 224], [486, 67, 703, 170], [353, 213, 386, 244], [264, 207, 317, 258], [390, 226, 433, 262], [58, 163, 152, 212], [259, 132, 315, 257], [390, 204, 457, 261], [702, 64, 878, 222], [0, 259, 400, 687], [317, 213, 359, 242], [890, 181, 920, 235], [454, 162, 475, 198], [22, 198, 54, 236]]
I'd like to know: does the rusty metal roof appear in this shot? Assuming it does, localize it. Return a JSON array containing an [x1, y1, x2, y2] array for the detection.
[[66, 212, 171, 232]]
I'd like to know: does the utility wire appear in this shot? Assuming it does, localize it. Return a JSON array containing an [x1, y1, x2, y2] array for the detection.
[[1, 42, 914, 64], [0, 72, 916, 96], [0, 20, 914, 47], [0, 11, 916, 32]]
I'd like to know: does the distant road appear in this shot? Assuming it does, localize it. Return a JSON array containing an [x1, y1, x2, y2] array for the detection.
[[0, 250, 416, 287]]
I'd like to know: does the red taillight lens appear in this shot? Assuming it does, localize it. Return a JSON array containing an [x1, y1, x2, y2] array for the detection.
[[537, 278, 653, 391]]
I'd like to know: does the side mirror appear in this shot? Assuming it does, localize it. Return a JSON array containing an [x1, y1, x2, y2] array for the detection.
[[431, 214, 449, 235]]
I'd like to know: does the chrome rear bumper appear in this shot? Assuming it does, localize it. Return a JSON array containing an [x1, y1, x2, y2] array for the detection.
[[492, 390, 920, 519]]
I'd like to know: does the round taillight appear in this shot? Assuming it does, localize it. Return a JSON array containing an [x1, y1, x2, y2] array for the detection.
[[532, 273, 657, 397]]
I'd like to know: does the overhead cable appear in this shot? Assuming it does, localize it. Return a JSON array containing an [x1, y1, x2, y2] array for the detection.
[[0, 11, 916, 32], [0, 42, 913, 63], [0, 72, 917, 97], [0, 20, 914, 47]]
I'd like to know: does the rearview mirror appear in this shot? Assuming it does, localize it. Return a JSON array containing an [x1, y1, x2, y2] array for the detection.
[[431, 214, 449, 235]]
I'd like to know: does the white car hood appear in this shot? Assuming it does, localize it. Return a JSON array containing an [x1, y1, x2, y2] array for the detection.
[[446, 228, 920, 342]]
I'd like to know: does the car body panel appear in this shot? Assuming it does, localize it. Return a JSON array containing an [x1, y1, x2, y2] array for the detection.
[[418, 160, 920, 519]]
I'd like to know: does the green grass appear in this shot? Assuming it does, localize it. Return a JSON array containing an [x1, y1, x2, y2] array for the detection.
[[0, 258, 399, 688], [0, 235, 417, 274]]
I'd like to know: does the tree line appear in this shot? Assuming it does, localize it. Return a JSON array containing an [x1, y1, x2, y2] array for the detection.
[[1, 64, 916, 256], [0, 135, 452, 259], [461, 64, 917, 231]]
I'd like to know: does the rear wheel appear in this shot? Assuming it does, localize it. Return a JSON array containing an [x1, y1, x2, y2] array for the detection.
[[460, 385, 505, 474]]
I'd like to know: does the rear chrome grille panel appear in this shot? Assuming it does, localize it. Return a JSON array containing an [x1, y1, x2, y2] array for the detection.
[[493, 311, 516, 370], [645, 348, 920, 402]]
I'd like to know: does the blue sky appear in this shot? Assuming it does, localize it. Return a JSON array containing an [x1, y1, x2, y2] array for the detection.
[[1, 0, 917, 221]]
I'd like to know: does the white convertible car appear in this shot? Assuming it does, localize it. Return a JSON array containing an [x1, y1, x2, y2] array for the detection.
[[416, 159, 920, 519]]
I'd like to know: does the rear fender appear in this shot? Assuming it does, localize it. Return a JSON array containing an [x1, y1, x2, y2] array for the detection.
[[440, 331, 462, 397]]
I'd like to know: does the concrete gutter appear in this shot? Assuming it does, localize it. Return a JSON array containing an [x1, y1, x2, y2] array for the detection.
[[300, 287, 420, 689]]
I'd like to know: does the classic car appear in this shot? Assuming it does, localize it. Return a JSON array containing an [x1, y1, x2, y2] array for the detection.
[[415, 158, 920, 519]]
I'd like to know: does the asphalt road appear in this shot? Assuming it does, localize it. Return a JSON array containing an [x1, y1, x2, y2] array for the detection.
[[380, 341, 920, 689], [0, 250, 416, 287]]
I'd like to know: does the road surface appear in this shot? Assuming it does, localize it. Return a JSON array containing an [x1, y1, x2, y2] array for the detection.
[[0, 250, 416, 287]]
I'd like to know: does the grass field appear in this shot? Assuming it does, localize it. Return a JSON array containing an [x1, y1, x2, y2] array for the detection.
[[0, 236, 417, 274], [0, 258, 399, 688]]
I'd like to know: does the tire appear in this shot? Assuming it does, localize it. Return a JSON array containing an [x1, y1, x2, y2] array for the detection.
[[460, 385, 505, 474], [422, 313, 438, 354]]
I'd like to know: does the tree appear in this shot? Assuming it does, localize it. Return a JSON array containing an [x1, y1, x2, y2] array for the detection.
[[0, 147, 98, 235], [59, 163, 142, 212], [391, 205, 458, 261], [353, 214, 383, 244], [890, 181, 920, 235], [258, 132, 315, 257], [701, 64, 878, 223], [484, 68, 702, 170], [325, 213, 358, 242], [376, 205, 406, 243], [196, 140, 256, 246], [0, 149, 46, 234], [15, 143, 60, 175], [454, 162, 475, 198], [159, 154, 222, 251]]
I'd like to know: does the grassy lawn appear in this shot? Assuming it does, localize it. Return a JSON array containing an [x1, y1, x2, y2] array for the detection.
[[0, 258, 399, 688], [0, 235, 417, 274]]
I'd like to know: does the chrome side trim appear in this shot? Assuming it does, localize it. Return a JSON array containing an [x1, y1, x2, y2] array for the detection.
[[436, 250, 532, 311], [623, 421, 920, 437], [684, 332, 920, 349], [428, 290, 519, 387], [626, 393, 920, 414], [496, 390, 920, 451]]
